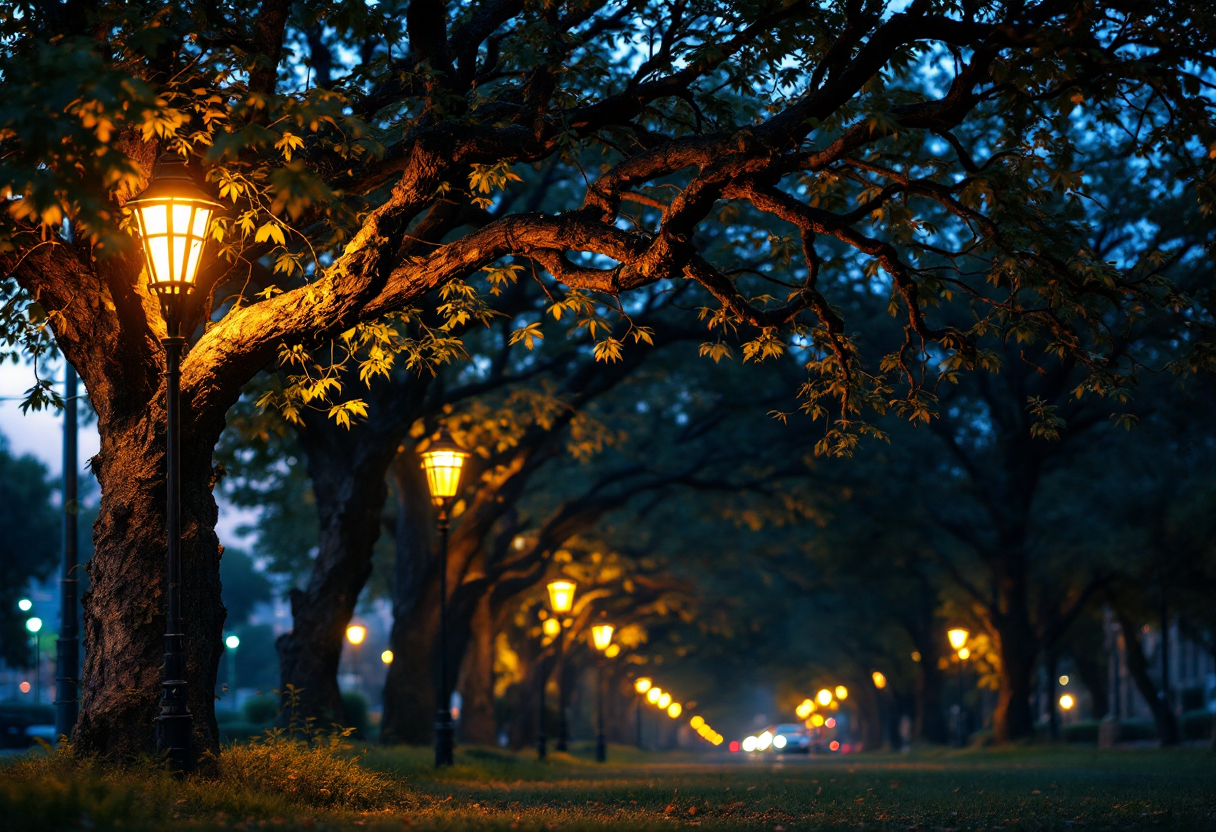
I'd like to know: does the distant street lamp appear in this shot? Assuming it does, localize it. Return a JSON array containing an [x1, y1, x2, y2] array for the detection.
[[224, 634, 240, 697], [18, 598, 31, 612], [545, 579, 576, 753], [129, 155, 223, 774], [633, 677, 651, 750], [26, 617, 43, 704], [947, 627, 970, 747], [591, 620, 614, 763], [419, 428, 470, 768]]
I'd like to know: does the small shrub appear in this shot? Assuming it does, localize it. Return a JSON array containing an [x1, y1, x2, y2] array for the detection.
[[341, 690, 369, 738], [1119, 719, 1156, 742], [243, 694, 279, 724], [1180, 709, 1213, 741], [1062, 721, 1099, 743]]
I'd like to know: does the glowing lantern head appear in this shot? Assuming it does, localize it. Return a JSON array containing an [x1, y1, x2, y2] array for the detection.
[[1059, 694, 1076, 711], [947, 628, 969, 651], [667, 702, 682, 718], [419, 429, 470, 505], [591, 623, 614, 652], [872, 671, 887, 689], [816, 689, 832, 706], [381, 650, 394, 664], [647, 687, 663, 705], [546, 580, 576, 614], [835, 685, 848, 700], [345, 624, 366, 645], [635, 677, 652, 694], [126, 155, 223, 332]]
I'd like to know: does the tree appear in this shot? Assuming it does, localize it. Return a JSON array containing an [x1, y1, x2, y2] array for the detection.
[[2, 0, 1213, 757], [0, 437, 61, 668]]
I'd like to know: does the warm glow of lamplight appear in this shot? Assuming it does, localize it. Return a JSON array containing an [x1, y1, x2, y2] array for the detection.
[[835, 685, 848, 700], [872, 671, 887, 689], [592, 623, 614, 651], [17, 599, 31, 612], [605, 644, 620, 658], [346, 625, 366, 645], [817, 689, 832, 706], [795, 699, 814, 720], [647, 687, 662, 704], [1059, 694, 1076, 711], [690, 716, 705, 730], [546, 580, 576, 614], [635, 678, 652, 694], [957, 647, 971, 660], [542, 618, 561, 637], [810, 714, 825, 727], [224, 635, 240, 650], [948, 628, 969, 651], [1059, 675, 1069, 686], [381, 650, 394, 664], [667, 702, 682, 718], [657, 692, 672, 709]]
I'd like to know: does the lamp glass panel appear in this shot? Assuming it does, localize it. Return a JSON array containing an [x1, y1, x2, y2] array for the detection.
[[546, 580, 576, 613], [421, 449, 466, 499], [592, 624, 614, 651], [947, 628, 969, 650]]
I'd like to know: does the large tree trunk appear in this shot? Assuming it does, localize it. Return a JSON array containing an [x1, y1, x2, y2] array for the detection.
[[275, 410, 399, 726], [1115, 608, 1180, 745], [911, 638, 948, 744], [380, 454, 438, 745], [992, 612, 1038, 742], [75, 388, 227, 762], [457, 592, 497, 745]]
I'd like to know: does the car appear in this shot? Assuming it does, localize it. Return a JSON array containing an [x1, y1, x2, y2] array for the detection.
[[771, 723, 811, 754]]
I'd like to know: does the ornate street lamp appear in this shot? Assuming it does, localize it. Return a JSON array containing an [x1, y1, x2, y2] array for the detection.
[[545, 579, 576, 753], [591, 620, 614, 763], [418, 428, 470, 768], [129, 155, 222, 773]]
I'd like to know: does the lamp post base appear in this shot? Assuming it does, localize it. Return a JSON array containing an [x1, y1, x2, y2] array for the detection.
[[434, 709, 455, 767]]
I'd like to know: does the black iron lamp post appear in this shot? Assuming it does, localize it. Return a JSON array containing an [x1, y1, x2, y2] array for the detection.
[[55, 362, 78, 742], [947, 627, 970, 748], [419, 429, 470, 768], [546, 579, 576, 752], [591, 619, 614, 763], [128, 155, 223, 773]]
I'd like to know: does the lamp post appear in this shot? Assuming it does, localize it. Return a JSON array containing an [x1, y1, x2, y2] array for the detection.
[[418, 429, 470, 768], [128, 154, 223, 773], [591, 620, 614, 763], [546, 579, 576, 752], [56, 363, 79, 742], [26, 617, 43, 703], [634, 677, 651, 750], [947, 627, 970, 748], [224, 635, 240, 699]]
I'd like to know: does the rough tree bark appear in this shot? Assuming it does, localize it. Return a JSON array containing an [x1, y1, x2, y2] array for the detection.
[[456, 593, 497, 746], [274, 392, 413, 724]]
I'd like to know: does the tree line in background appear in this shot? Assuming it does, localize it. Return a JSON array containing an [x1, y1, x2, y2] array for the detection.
[[0, 0, 1214, 759]]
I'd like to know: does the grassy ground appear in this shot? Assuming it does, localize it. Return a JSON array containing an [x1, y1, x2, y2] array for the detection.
[[2, 741, 1214, 830]]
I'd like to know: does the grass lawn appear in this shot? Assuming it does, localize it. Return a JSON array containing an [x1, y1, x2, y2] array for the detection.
[[2, 741, 1214, 830]]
